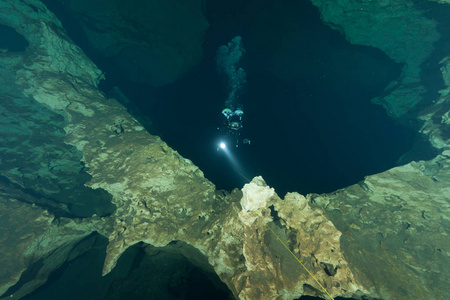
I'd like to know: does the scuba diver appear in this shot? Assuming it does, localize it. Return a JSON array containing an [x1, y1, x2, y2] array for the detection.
[[219, 107, 251, 148], [216, 36, 249, 149]]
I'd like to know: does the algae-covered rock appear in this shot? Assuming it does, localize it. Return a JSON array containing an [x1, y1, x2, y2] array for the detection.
[[310, 154, 450, 299], [310, 0, 440, 119]]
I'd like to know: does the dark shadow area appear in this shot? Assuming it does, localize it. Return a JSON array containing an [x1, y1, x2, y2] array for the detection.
[[40, 0, 427, 196], [3, 259, 45, 298], [22, 236, 232, 300], [140, 0, 419, 195], [0, 24, 29, 51]]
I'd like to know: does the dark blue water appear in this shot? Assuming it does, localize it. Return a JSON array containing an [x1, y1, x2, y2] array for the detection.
[[42, 0, 420, 196], [124, 0, 416, 196], [0, 24, 29, 51], [42, 0, 418, 197]]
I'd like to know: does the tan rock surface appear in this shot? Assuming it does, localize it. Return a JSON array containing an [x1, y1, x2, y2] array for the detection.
[[309, 153, 450, 299]]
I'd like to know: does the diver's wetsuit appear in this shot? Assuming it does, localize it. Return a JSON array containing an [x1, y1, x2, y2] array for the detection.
[[218, 114, 241, 147]]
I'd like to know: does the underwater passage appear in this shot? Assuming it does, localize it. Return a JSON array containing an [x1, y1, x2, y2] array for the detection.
[[0, 1, 449, 300]]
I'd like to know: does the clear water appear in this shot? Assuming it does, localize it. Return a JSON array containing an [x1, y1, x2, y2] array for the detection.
[[42, 0, 421, 196], [117, 0, 417, 196]]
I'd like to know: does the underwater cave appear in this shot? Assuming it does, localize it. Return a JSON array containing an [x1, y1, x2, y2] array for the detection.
[[7, 0, 447, 299]]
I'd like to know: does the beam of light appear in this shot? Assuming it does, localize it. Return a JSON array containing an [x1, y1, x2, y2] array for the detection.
[[217, 141, 251, 183]]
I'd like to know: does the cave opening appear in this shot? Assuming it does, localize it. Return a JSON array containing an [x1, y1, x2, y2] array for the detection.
[[17, 234, 354, 300], [124, 0, 421, 196], [21, 236, 233, 300], [41, 0, 430, 196]]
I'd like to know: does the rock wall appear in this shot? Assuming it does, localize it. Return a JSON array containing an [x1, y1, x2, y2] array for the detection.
[[309, 0, 440, 120], [305, 4, 450, 295], [0, 0, 212, 297], [301, 5, 450, 296], [309, 154, 450, 299], [419, 55, 450, 149], [0, 0, 449, 300]]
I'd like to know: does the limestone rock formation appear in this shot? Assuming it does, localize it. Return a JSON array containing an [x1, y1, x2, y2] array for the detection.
[[52, 0, 209, 86], [309, 154, 450, 299], [0, 184, 111, 299], [0, 196, 53, 297], [0, 0, 449, 300], [307, 36, 450, 299], [310, 0, 440, 120], [0, 67, 115, 218], [102, 173, 367, 299], [419, 55, 450, 150]]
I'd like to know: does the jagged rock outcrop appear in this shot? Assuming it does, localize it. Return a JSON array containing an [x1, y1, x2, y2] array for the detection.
[[298, 8, 450, 297], [50, 0, 209, 86], [309, 153, 450, 299], [223, 177, 367, 299], [310, 0, 440, 120], [1, 0, 449, 300], [308, 25, 450, 299], [0, 196, 54, 297], [0, 184, 112, 299], [419, 55, 450, 149]]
